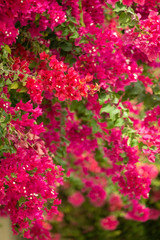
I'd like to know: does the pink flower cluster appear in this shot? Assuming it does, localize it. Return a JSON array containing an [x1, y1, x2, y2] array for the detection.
[[126, 200, 149, 222], [0, 99, 63, 239], [0, 0, 66, 46], [108, 0, 145, 7], [68, 191, 85, 207], [102, 128, 150, 199], [100, 215, 119, 230], [62, 0, 80, 23], [75, 25, 141, 92], [1, 0, 160, 237], [82, 0, 105, 26], [9, 52, 96, 104], [123, 11, 160, 61], [38, 53, 95, 102]]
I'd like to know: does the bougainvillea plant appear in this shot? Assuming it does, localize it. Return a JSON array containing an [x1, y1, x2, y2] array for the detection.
[[1, 0, 160, 239]]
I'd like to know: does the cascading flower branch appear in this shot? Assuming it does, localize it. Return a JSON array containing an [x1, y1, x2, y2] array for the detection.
[[0, 99, 63, 239], [0, 0, 160, 239]]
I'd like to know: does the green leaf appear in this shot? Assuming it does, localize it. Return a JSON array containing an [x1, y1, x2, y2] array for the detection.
[[5, 175, 10, 181], [46, 168, 52, 172], [11, 173, 17, 178], [110, 108, 120, 121], [69, 24, 76, 32], [99, 93, 109, 105], [120, 152, 126, 158], [114, 118, 124, 127], [130, 139, 139, 147], [62, 28, 70, 36], [6, 79, 12, 85], [116, 161, 123, 165], [69, 16, 77, 24], [106, 119, 115, 129], [13, 74, 19, 81], [114, 2, 127, 12], [69, 32, 79, 40], [18, 196, 27, 207], [100, 104, 114, 114], [119, 12, 130, 26], [0, 80, 5, 87], [79, 38, 88, 44], [19, 87, 27, 93], [0, 63, 3, 70], [2, 114, 10, 124], [60, 42, 72, 52], [4, 44, 11, 55], [90, 119, 101, 134], [10, 82, 19, 89]]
